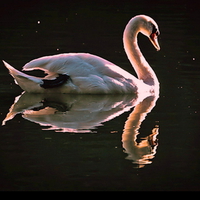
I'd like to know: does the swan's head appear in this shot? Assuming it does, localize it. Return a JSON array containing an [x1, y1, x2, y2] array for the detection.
[[138, 15, 160, 51], [125, 15, 160, 51]]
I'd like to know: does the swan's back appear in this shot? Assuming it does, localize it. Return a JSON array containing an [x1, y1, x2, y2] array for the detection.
[[22, 53, 143, 94], [23, 53, 135, 80]]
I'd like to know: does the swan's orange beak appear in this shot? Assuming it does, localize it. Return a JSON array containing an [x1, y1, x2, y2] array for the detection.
[[150, 33, 160, 51]]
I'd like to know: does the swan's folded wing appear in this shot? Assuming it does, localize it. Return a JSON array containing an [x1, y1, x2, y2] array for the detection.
[[22, 55, 63, 75], [22, 53, 139, 84], [22, 53, 94, 77], [22, 53, 133, 78]]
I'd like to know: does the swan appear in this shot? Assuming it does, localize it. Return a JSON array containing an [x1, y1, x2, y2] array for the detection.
[[2, 15, 160, 94]]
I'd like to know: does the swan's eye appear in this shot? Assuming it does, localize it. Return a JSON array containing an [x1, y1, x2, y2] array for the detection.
[[155, 31, 159, 36], [151, 24, 159, 36]]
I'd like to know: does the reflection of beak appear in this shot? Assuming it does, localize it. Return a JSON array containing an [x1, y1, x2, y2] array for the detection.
[[150, 33, 160, 51]]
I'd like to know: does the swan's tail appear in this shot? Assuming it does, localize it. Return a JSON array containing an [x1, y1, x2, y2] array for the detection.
[[2, 60, 43, 93]]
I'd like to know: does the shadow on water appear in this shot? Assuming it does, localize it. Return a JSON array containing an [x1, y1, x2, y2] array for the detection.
[[3, 92, 159, 169]]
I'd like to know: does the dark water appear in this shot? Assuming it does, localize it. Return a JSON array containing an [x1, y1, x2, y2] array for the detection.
[[0, 0, 200, 191]]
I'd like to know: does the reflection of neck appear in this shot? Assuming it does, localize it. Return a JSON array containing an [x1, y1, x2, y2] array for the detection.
[[123, 18, 159, 87], [122, 95, 159, 166], [123, 95, 157, 140]]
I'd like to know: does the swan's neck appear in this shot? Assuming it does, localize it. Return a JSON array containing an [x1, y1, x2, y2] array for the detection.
[[123, 21, 159, 87]]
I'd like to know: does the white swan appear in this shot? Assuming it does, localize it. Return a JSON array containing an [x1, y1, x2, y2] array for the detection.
[[3, 15, 160, 94]]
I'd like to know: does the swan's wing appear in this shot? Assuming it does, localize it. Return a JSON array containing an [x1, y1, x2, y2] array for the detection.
[[22, 54, 71, 77], [22, 53, 136, 80], [22, 53, 141, 93]]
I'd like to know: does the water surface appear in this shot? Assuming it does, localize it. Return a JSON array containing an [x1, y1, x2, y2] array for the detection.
[[0, 0, 200, 191]]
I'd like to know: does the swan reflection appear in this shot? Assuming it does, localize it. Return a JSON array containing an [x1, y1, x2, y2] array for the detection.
[[122, 95, 159, 168], [3, 92, 159, 167]]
